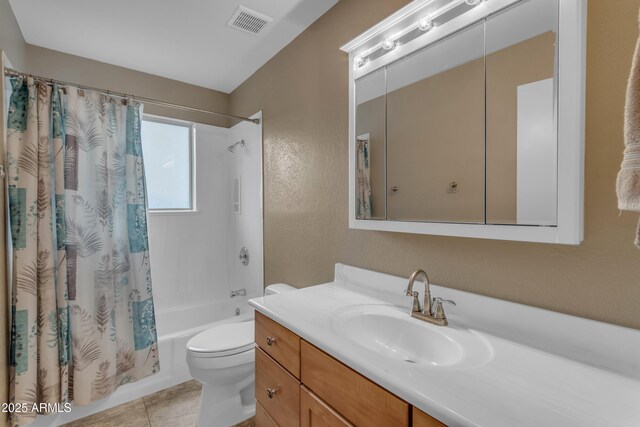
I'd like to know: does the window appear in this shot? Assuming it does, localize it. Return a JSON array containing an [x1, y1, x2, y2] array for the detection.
[[141, 117, 194, 211]]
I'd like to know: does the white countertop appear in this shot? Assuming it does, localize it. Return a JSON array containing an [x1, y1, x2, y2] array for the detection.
[[249, 264, 640, 427]]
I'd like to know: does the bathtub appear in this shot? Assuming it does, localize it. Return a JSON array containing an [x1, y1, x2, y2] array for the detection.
[[31, 298, 255, 426]]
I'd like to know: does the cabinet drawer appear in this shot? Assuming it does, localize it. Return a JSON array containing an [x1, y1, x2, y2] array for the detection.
[[301, 386, 354, 427], [256, 311, 301, 378], [412, 407, 447, 427], [301, 341, 409, 426], [256, 347, 300, 427], [256, 401, 279, 427]]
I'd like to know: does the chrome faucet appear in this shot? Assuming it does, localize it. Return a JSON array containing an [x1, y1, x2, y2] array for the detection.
[[404, 269, 456, 326]]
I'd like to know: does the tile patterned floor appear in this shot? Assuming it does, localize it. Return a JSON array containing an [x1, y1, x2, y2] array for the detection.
[[62, 380, 255, 427]]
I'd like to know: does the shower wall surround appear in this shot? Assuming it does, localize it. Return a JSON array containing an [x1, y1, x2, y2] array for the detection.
[[149, 119, 264, 317]]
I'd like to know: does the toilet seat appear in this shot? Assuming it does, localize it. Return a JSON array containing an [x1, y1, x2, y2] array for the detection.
[[187, 321, 254, 358]]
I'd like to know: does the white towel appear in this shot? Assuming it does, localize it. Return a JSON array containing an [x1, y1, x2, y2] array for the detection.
[[617, 9, 640, 247]]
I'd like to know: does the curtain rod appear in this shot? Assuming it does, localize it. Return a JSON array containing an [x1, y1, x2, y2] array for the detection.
[[3, 67, 260, 125]]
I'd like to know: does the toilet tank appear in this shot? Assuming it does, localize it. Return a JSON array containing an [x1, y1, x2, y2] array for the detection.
[[264, 283, 297, 295]]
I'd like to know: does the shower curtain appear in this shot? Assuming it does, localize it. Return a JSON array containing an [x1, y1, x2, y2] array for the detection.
[[356, 137, 372, 219], [6, 77, 158, 426]]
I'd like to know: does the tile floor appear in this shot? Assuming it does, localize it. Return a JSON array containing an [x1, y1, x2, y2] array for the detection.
[[62, 380, 255, 427]]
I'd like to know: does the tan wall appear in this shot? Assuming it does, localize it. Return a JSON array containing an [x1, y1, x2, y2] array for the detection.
[[0, 0, 26, 70], [231, 0, 640, 330], [25, 45, 231, 127]]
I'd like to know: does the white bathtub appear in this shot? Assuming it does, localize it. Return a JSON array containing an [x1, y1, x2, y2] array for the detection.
[[32, 298, 254, 426]]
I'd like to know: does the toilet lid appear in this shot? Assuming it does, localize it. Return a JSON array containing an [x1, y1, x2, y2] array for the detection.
[[187, 321, 254, 357]]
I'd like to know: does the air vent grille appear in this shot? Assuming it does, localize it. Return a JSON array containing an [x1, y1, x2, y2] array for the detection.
[[227, 6, 273, 35]]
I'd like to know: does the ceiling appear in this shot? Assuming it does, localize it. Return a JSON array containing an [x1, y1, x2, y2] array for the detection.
[[9, 0, 338, 93]]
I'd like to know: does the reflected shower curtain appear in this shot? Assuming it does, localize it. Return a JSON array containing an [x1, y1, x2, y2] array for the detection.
[[356, 138, 372, 219], [6, 78, 159, 426]]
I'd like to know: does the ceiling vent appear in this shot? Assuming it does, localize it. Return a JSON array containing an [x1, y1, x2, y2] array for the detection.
[[227, 6, 273, 35]]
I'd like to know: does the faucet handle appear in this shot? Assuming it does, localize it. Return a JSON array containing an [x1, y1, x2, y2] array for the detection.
[[405, 290, 421, 314], [433, 297, 456, 306], [432, 297, 456, 321]]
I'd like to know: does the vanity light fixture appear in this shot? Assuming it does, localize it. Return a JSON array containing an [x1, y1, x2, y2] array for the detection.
[[418, 18, 435, 32], [381, 38, 397, 50], [352, 0, 488, 72]]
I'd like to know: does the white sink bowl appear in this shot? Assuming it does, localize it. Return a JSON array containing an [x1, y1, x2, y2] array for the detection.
[[331, 304, 493, 369]]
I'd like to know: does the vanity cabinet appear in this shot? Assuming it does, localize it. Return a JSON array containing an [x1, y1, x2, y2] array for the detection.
[[254, 312, 447, 427]]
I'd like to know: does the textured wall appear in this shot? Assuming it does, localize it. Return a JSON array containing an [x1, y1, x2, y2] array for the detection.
[[26, 45, 231, 127], [231, 0, 640, 330], [0, 0, 26, 69]]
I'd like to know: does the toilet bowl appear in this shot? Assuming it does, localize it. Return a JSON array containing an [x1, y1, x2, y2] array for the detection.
[[187, 284, 296, 427]]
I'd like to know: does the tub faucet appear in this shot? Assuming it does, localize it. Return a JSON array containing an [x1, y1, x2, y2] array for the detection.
[[404, 269, 455, 326]]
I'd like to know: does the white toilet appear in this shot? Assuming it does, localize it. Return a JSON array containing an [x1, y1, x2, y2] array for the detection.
[[187, 284, 296, 427]]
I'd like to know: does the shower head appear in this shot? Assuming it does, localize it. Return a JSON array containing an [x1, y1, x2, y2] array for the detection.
[[228, 140, 245, 152]]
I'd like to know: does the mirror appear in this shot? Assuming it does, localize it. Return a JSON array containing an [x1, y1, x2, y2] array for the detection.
[[486, 0, 558, 225], [353, 0, 561, 226], [355, 68, 386, 220], [386, 21, 485, 223]]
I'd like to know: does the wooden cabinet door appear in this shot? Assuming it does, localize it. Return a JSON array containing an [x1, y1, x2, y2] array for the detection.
[[256, 402, 279, 427], [412, 407, 447, 427], [301, 386, 354, 427], [256, 347, 301, 427], [301, 341, 410, 426]]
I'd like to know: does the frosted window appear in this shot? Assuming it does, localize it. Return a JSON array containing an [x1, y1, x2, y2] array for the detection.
[[141, 119, 192, 210]]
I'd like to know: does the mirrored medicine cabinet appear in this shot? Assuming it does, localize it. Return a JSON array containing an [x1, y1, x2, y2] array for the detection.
[[342, 0, 586, 244]]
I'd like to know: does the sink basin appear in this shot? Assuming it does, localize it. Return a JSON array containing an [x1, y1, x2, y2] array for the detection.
[[331, 305, 493, 369]]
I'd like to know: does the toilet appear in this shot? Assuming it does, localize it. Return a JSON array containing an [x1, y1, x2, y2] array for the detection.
[[187, 284, 296, 427]]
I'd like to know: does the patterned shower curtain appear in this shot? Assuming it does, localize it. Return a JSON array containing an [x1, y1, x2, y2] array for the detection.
[[6, 77, 159, 426], [356, 138, 372, 219]]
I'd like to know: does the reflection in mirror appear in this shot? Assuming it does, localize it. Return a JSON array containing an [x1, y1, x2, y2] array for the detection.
[[486, 0, 558, 225], [355, 68, 386, 219], [356, 133, 372, 219], [385, 21, 485, 223]]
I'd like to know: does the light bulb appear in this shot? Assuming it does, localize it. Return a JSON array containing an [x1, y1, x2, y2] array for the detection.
[[381, 39, 397, 50], [418, 18, 434, 32]]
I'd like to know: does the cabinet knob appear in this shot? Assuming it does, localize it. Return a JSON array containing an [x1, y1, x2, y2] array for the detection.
[[266, 336, 277, 346], [266, 387, 279, 399]]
